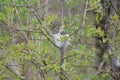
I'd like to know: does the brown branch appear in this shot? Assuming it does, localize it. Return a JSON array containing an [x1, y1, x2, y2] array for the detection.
[[6, 65, 25, 80], [31, 60, 46, 80], [24, 0, 60, 49], [108, 0, 118, 14], [12, 27, 42, 33], [71, 65, 96, 69], [11, 1, 29, 43], [0, 3, 26, 7]]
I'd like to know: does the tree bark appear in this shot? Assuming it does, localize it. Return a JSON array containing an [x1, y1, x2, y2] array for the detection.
[[59, 48, 67, 80], [94, 0, 110, 72], [94, 0, 120, 79], [110, 0, 120, 79]]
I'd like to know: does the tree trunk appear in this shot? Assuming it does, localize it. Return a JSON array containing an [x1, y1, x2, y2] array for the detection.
[[94, 0, 110, 72], [94, 0, 120, 79]]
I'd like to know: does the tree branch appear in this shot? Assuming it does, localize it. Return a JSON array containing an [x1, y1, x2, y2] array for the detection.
[[24, 0, 60, 49], [69, 0, 89, 38]]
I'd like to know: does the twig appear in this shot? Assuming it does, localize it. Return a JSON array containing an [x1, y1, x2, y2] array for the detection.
[[24, 0, 60, 49], [82, 0, 89, 26], [31, 60, 46, 80], [68, 0, 89, 38], [108, 0, 118, 14], [13, 27, 42, 33], [71, 65, 96, 69], [11, 1, 29, 43], [0, 3, 26, 7], [6, 65, 25, 80], [61, 0, 65, 19]]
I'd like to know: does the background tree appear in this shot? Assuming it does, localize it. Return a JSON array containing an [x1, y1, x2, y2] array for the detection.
[[0, 0, 120, 80]]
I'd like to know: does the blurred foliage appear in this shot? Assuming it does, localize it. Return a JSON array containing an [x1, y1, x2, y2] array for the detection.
[[0, 0, 119, 80]]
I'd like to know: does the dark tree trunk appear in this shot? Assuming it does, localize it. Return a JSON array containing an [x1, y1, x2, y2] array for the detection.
[[94, 0, 110, 72], [59, 48, 67, 80], [110, 0, 120, 79], [94, 0, 120, 79]]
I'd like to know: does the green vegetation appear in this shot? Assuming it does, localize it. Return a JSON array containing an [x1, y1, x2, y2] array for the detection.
[[0, 0, 120, 80]]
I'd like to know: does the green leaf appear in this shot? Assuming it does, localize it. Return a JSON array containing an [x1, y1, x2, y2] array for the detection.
[[45, 14, 57, 26], [0, 13, 5, 21]]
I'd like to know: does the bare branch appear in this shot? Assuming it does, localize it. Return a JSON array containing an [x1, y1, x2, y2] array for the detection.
[[24, 0, 60, 49]]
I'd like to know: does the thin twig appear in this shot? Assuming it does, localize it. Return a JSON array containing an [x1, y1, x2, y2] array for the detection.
[[6, 65, 25, 80], [108, 0, 118, 14], [0, 3, 26, 7], [68, 0, 89, 38], [11, 1, 29, 43], [82, 0, 89, 26], [24, 0, 60, 49], [13, 27, 42, 33]]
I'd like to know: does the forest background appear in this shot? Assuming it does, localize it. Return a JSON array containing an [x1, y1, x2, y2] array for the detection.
[[0, 0, 120, 80]]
